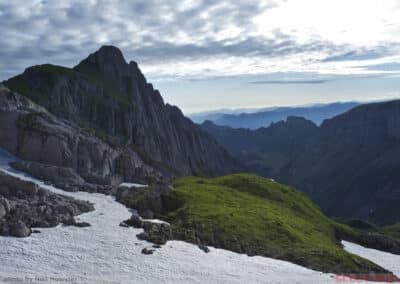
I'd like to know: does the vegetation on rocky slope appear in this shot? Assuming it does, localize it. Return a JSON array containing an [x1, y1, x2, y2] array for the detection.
[[126, 173, 390, 275]]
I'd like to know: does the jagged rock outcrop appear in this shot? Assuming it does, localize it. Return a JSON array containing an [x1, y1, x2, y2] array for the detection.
[[201, 102, 400, 225], [3, 46, 240, 179], [0, 170, 94, 237]]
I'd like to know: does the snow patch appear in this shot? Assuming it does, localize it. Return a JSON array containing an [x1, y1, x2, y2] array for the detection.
[[119, 182, 148, 188], [343, 240, 400, 276]]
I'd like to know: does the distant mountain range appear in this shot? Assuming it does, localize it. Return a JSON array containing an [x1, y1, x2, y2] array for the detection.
[[201, 100, 400, 225], [191, 102, 360, 129]]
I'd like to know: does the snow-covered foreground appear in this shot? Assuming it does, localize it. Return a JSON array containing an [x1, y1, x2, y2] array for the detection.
[[0, 149, 397, 284]]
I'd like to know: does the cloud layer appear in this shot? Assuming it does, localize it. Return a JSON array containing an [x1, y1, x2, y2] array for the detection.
[[1, 0, 400, 81]]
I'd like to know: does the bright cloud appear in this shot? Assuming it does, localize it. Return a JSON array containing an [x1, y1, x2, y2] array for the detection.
[[0, 0, 399, 80], [255, 0, 400, 46]]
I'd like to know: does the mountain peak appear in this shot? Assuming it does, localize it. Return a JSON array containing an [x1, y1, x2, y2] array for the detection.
[[93, 45, 126, 64], [74, 45, 129, 79]]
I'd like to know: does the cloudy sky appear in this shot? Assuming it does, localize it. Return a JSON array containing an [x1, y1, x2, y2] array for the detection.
[[1, 0, 400, 113]]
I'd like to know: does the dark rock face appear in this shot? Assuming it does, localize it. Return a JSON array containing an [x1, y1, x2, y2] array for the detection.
[[0, 84, 163, 186], [3, 46, 240, 179], [0, 171, 94, 237], [201, 102, 400, 225]]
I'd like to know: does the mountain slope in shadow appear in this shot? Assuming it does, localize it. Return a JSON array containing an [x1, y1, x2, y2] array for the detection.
[[201, 101, 400, 225]]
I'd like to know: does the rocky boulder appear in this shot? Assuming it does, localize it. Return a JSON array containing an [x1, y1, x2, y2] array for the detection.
[[122, 213, 172, 245], [0, 170, 94, 237], [140, 221, 172, 245], [198, 244, 210, 253], [9, 221, 31, 238], [141, 248, 155, 255]]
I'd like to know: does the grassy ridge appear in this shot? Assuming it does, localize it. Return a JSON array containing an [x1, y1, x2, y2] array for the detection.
[[162, 174, 387, 274]]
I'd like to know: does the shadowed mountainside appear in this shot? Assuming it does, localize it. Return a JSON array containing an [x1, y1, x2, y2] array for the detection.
[[201, 101, 400, 225]]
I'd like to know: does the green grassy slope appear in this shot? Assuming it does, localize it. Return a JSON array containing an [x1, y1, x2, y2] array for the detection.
[[382, 223, 400, 240], [160, 174, 387, 274]]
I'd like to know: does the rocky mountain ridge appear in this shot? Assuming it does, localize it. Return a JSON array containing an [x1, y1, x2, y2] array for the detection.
[[1, 46, 240, 188]]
